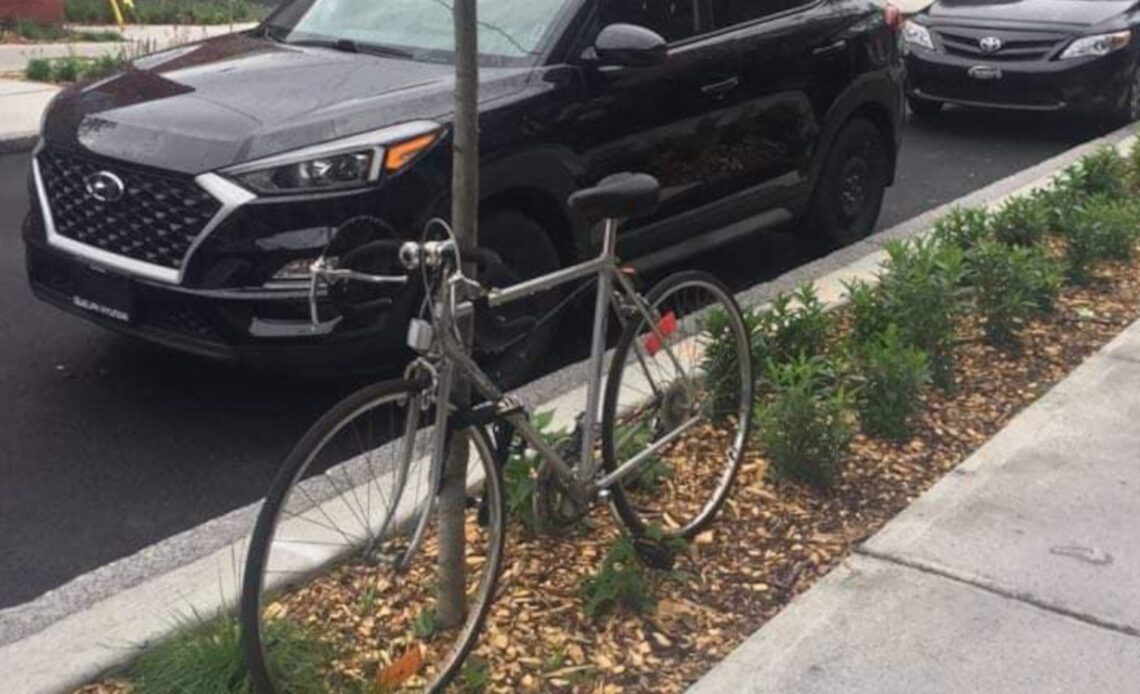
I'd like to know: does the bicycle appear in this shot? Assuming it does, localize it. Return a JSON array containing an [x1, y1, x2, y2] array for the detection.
[[241, 173, 754, 693]]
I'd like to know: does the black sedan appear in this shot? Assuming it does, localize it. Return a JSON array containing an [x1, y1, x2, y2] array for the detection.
[[903, 0, 1140, 120]]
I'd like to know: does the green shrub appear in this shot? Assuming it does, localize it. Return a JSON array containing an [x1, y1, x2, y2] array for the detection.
[[458, 657, 492, 693], [580, 535, 657, 618], [844, 279, 892, 347], [931, 206, 991, 250], [852, 325, 930, 442], [65, 0, 265, 25], [877, 238, 967, 389], [52, 55, 81, 83], [701, 307, 763, 418], [9, 20, 69, 41], [1023, 249, 1064, 316], [612, 421, 672, 493], [966, 241, 1061, 347], [759, 284, 833, 363], [24, 51, 128, 84], [989, 195, 1048, 247], [757, 356, 854, 488], [127, 614, 328, 694], [1086, 196, 1140, 261], [71, 28, 125, 42], [1029, 185, 1071, 235], [1060, 194, 1140, 283], [1055, 147, 1128, 201], [24, 58, 52, 82], [502, 411, 562, 531], [1129, 137, 1140, 191]]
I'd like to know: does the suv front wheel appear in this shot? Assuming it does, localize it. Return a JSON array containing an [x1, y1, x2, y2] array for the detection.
[[805, 118, 889, 250], [475, 208, 563, 388]]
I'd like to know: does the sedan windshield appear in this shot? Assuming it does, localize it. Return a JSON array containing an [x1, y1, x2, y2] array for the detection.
[[265, 0, 575, 65]]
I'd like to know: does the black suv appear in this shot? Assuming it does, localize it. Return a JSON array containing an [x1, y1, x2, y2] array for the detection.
[[24, 0, 904, 380]]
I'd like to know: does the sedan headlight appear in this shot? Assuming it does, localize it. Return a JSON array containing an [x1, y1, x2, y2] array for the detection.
[[223, 121, 442, 195], [902, 20, 934, 51], [1059, 30, 1131, 60]]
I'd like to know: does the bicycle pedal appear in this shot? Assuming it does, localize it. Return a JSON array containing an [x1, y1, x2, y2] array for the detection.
[[633, 537, 677, 571]]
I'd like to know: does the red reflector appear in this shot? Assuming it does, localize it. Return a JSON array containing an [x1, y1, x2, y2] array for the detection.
[[643, 311, 678, 356], [885, 3, 902, 32]]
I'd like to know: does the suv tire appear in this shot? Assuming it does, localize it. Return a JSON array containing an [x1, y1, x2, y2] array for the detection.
[[805, 118, 889, 250], [476, 208, 563, 388]]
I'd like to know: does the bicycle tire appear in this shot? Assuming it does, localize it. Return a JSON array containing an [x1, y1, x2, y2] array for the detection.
[[242, 378, 506, 694], [601, 270, 753, 539]]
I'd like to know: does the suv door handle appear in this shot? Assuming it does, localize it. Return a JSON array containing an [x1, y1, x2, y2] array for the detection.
[[700, 76, 740, 97], [811, 39, 848, 57]]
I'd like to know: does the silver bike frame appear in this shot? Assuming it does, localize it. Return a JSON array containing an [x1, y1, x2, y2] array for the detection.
[[424, 217, 696, 495], [320, 215, 701, 569]]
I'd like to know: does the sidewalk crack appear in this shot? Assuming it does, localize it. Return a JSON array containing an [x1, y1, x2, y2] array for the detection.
[[856, 547, 1140, 640]]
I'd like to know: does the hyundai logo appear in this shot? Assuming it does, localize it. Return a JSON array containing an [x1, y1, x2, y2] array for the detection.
[[84, 171, 126, 203], [979, 36, 1003, 53]]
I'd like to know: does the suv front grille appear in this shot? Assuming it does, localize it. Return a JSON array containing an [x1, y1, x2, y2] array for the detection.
[[37, 148, 222, 271], [934, 26, 1072, 62]]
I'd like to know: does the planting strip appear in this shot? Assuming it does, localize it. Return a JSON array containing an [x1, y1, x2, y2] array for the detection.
[[0, 124, 1135, 694]]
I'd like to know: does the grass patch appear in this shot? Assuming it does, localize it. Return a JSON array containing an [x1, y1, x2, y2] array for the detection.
[[64, 0, 267, 25], [24, 53, 129, 84], [1, 19, 123, 42], [125, 614, 329, 694]]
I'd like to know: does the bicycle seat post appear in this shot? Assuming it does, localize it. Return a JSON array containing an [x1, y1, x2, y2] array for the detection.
[[578, 215, 619, 476]]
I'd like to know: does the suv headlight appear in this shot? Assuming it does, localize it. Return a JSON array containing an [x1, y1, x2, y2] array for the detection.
[[1059, 30, 1131, 60], [223, 121, 442, 195], [902, 20, 934, 51]]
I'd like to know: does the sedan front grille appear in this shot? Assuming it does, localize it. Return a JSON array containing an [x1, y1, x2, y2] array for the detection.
[[37, 148, 222, 271], [934, 26, 1073, 62]]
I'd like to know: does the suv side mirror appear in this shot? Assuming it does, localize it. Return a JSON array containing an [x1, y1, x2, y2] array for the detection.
[[594, 23, 667, 68]]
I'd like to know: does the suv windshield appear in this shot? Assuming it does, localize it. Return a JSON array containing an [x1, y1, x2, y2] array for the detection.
[[265, 0, 574, 65]]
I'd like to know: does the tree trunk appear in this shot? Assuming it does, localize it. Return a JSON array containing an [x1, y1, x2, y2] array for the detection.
[[437, 0, 479, 631]]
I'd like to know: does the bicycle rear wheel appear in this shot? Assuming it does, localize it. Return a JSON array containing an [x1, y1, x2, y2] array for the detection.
[[241, 379, 505, 694], [601, 271, 753, 539]]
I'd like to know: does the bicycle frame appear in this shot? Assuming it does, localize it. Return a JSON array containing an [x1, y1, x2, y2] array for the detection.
[[309, 215, 701, 569], [419, 217, 699, 502]]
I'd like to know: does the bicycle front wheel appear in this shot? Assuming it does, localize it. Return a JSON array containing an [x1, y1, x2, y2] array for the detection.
[[602, 271, 753, 539], [241, 379, 505, 694]]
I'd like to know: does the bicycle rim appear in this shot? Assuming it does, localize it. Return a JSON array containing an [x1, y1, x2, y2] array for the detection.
[[602, 271, 753, 539], [241, 380, 505, 694]]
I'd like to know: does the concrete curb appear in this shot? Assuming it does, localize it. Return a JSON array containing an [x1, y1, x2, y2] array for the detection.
[[0, 122, 1136, 694]]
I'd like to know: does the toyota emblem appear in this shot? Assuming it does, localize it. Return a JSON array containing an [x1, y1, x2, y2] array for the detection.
[[979, 36, 1003, 53], [84, 170, 126, 203]]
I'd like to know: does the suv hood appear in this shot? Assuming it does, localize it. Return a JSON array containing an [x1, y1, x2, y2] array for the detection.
[[43, 32, 531, 175], [926, 0, 1133, 28]]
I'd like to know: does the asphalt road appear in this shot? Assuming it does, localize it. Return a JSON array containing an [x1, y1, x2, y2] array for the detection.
[[0, 109, 1115, 609]]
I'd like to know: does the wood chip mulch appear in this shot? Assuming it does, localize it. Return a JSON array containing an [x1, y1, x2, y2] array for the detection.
[[76, 257, 1140, 694]]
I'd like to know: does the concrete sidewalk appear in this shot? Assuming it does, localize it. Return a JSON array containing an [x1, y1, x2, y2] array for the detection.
[[0, 79, 58, 152], [0, 24, 257, 73], [688, 320, 1140, 693]]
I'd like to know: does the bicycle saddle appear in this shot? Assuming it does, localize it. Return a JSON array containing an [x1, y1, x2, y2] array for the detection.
[[567, 172, 660, 222]]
